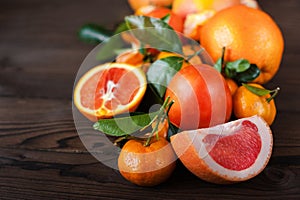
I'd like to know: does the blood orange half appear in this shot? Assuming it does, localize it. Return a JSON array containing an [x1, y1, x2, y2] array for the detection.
[[171, 115, 273, 184], [73, 63, 147, 121]]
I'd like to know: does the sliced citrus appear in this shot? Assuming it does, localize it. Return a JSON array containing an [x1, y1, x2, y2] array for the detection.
[[73, 63, 147, 121], [171, 115, 273, 184]]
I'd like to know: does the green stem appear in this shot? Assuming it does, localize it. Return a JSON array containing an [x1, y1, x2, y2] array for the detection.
[[266, 87, 280, 103], [144, 96, 173, 146], [186, 49, 204, 62]]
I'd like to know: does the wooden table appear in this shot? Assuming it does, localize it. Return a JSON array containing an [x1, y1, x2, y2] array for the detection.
[[0, 0, 299, 199]]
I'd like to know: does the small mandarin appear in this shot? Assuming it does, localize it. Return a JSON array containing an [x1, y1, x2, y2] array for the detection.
[[118, 138, 176, 186], [233, 83, 276, 125]]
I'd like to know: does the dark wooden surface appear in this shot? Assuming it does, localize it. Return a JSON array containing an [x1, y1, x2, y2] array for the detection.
[[0, 0, 299, 199]]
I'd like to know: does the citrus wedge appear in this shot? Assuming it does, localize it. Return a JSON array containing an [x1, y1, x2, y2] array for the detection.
[[73, 63, 147, 121], [171, 115, 273, 184]]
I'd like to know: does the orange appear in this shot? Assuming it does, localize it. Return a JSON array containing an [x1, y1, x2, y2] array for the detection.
[[143, 7, 184, 33], [172, 0, 240, 19], [156, 51, 189, 68], [233, 83, 276, 125], [73, 63, 147, 121], [200, 5, 284, 84], [116, 50, 144, 66], [118, 138, 176, 186], [225, 78, 238, 96], [171, 115, 273, 184], [183, 10, 216, 40], [128, 0, 173, 11]]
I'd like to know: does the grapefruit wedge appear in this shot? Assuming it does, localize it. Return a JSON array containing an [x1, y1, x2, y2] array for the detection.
[[73, 63, 147, 121], [170, 115, 273, 184]]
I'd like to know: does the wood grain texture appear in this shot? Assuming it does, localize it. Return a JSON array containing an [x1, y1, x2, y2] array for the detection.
[[0, 0, 299, 199]]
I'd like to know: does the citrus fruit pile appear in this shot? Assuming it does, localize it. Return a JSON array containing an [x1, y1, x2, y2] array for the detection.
[[74, 0, 284, 186]]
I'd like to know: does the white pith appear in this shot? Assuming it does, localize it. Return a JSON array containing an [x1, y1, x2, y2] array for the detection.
[[188, 115, 273, 180]]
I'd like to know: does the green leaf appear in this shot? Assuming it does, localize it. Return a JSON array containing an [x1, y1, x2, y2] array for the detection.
[[93, 111, 159, 137], [226, 59, 250, 73], [234, 64, 260, 82], [225, 59, 260, 83], [213, 46, 225, 72], [147, 56, 184, 98], [214, 58, 222, 72], [114, 22, 129, 34], [96, 36, 124, 61], [242, 83, 271, 96], [125, 15, 183, 54], [78, 24, 112, 44], [161, 14, 171, 24]]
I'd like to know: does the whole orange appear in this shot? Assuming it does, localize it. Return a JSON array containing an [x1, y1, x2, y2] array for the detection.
[[144, 7, 184, 33], [233, 83, 276, 125], [118, 138, 176, 186], [200, 5, 284, 84]]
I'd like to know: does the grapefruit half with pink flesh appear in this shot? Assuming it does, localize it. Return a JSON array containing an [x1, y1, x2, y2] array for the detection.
[[170, 115, 273, 184], [73, 63, 147, 121]]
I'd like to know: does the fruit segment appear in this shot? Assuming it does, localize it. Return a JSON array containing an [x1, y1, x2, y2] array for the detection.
[[171, 115, 273, 184]]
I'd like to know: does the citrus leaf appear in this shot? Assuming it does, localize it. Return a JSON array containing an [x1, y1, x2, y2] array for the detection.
[[161, 13, 171, 24], [213, 46, 225, 72], [214, 58, 222, 72], [125, 15, 183, 54], [114, 22, 128, 34], [95, 36, 124, 61], [242, 83, 272, 96], [93, 111, 159, 137], [234, 64, 260, 82], [225, 62, 260, 83], [78, 24, 112, 44], [147, 56, 184, 98], [226, 59, 250, 73]]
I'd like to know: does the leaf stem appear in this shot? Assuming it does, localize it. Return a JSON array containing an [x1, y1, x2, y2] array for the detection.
[[266, 87, 280, 103], [144, 96, 173, 146]]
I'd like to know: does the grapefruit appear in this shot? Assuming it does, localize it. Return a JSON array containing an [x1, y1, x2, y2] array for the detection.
[[165, 64, 232, 130], [73, 63, 147, 121], [171, 115, 273, 184]]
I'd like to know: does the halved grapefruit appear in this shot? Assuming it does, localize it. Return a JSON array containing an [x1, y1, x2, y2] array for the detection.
[[73, 63, 147, 121], [171, 115, 273, 184]]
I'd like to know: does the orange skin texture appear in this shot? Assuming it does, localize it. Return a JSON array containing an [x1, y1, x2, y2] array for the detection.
[[225, 78, 238, 96], [200, 5, 284, 84], [118, 138, 176, 186], [128, 0, 174, 11], [116, 51, 144, 66], [233, 83, 276, 125], [165, 64, 232, 130], [172, 0, 240, 19], [144, 8, 184, 33]]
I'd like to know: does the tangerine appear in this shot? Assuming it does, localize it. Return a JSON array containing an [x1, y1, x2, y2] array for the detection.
[[118, 138, 176, 186], [233, 83, 277, 125]]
